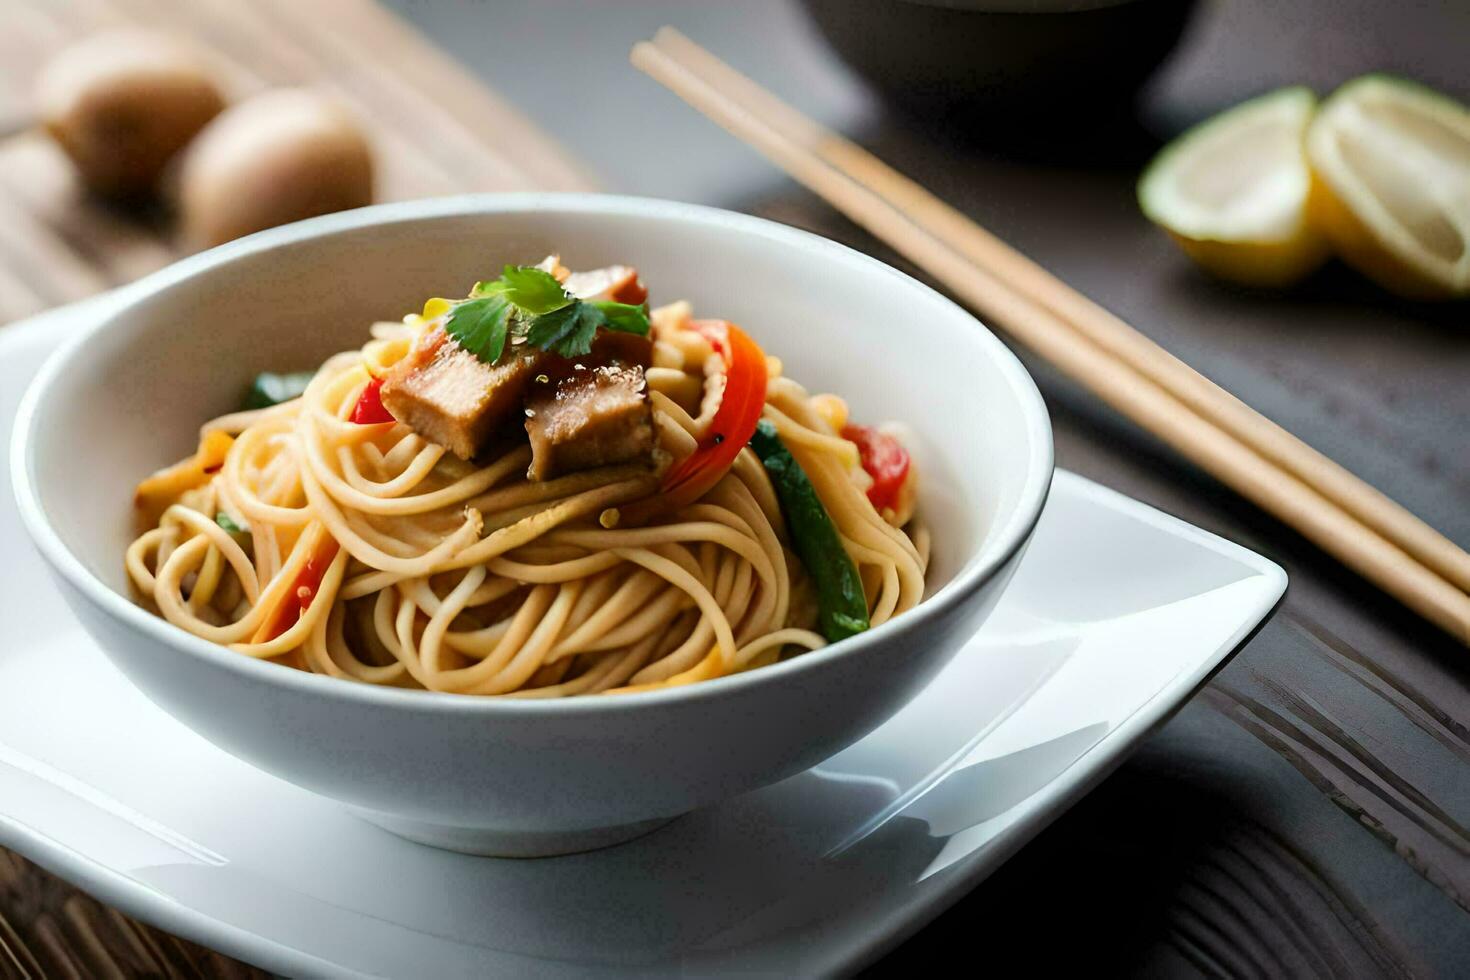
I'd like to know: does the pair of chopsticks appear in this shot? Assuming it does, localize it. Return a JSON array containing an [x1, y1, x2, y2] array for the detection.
[[632, 28, 1470, 645]]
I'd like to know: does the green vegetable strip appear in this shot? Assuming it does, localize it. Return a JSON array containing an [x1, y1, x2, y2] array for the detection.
[[243, 371, 315, 410], [449, 265, 650, 363], [749, 419, 870, 642]]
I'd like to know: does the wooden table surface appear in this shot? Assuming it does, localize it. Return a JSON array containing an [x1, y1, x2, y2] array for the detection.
[[5, 0, 1470, 976], [815, 2, 1470, 973], [0, 0, 595, 975], [0, 0, 593, 324]]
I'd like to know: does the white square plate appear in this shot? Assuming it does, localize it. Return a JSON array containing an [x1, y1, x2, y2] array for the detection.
[[0, 303, 1284, 977]]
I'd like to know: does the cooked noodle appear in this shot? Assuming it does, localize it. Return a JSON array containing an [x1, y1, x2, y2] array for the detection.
[[126, 299, 928, 696]]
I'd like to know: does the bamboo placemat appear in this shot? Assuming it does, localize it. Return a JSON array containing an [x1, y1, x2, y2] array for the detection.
[[0, 0, 596, 323], [0, 0, 592, 974]]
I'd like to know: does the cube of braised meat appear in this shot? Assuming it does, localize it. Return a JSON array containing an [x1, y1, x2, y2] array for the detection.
[[525, 364, 654, 481], [562, 265, 648, 305], [582, 329, 654, 370], [379, 326, 543, 460], [377, 263, 651, 466], [524, 332, 654, 481]]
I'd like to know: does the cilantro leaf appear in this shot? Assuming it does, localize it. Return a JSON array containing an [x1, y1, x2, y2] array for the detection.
[[469, 279, 507, 298], [449, 264, 648, 365], [498, 265, 573, 315], [445, 294, 513, 363], [525, 302, 606, 358], [590, 300, 651, 337]]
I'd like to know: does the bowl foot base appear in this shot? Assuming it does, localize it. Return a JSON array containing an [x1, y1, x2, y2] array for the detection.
[[347, 807, 677, 857]]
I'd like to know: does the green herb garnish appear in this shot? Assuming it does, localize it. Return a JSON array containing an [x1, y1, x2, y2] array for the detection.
[[243, 371, 314, 410], [524, 300, 606, 358], [485, 265, 577, 314], [216, 511, 248, 534], [444, 294, 514, 364], [593, 300, 653, 335], [446, 265, 649, 362]]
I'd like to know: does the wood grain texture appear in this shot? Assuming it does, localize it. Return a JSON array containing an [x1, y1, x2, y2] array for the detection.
[[0, 0, 595, 323], [0, 1, 591, 975], [747, 90, 1470, 968], [0, 849, 256, 979], [6, 0, 1470, 975], [764, 186, 1470, 972]]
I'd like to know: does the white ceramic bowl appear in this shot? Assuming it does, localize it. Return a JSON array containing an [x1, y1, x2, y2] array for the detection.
[[11, 194, 1052, 856]]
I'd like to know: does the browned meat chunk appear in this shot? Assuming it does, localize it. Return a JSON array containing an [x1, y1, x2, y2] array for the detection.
[[524, 332, 654, 481], [379, 326, 542, 459], [378, 262, 652, 467], [563, 265, 648, 305], [525, 365, 654, 481]]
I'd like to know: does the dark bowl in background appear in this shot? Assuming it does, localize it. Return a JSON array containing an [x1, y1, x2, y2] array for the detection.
[[801, 0, 1198, 155]]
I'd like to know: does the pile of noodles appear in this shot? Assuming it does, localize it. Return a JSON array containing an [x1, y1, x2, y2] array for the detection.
[[125, 301, 929, 697]]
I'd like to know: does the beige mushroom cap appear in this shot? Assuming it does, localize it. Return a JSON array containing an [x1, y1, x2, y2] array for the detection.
[[37, 29, 226, 198], [179, 88, 374, 248]]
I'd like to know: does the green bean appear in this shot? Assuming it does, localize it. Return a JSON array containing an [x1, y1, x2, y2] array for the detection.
[[749, 420, 869, 642]]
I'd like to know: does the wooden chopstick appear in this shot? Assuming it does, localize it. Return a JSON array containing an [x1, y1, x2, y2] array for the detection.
[[631, 31, 1470, 644], [645, 26, 1470, 600]]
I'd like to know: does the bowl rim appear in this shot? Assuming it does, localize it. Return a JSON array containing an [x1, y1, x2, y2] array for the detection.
[[11, 192, 1053, 716]]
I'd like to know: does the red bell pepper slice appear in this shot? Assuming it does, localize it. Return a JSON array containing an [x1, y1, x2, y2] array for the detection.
[[842, 424, 911, 513], [349, 377, 396, 424], [251, 528, 340, 643], [660, 320, 768, 509]]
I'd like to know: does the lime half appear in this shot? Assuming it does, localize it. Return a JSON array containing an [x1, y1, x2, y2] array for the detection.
[[1307, 75, 1470, 299], [1140, 87, 1329, 287]]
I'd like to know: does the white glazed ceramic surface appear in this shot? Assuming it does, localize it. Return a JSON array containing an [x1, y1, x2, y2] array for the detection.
[[10, 195, 1053, 856], [0, 302, 1285, 976]]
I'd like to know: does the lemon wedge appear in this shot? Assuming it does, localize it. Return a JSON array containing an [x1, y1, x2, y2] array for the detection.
[[1307, 75, 1470, 299], [1139, 87, 1330, 287]]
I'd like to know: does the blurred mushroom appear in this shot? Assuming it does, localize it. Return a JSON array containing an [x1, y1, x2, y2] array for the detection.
[[179, 88, 374, 247], [36, 29, 226, 199]]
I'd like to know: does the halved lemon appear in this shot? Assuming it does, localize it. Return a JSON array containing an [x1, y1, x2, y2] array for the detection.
[[1139, 87, 1330, 287], [1307, 75, 1470, 299]]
